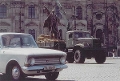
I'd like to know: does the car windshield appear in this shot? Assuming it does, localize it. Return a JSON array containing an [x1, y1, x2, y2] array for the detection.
[[2, 34, 38, 48], [74, 32, 91, 38]]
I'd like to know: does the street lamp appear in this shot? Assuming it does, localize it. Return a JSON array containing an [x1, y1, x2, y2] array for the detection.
[[19, 7, 22, 33], [19, 2, 25, 33], [74, 6, 76, 30], [11, 1, 25, 33]]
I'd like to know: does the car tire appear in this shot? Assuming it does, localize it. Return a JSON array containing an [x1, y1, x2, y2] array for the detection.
[[67, 58, 74, 63], [74, 49, 85, 63], [45, 72, 59, 80], [6, 63, 22, 81], [95, 51, 106, 64], [67, 53, 74, 63]]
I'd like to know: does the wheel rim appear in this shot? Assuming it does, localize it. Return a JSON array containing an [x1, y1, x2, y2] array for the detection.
[[12, 66, 20, 80], [74, 50, 81, 62]]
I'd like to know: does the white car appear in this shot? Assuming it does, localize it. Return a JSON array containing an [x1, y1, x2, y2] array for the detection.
[[0, 33, 67, 80]]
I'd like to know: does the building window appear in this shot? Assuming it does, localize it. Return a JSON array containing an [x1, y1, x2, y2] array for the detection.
[[28, 29, 35, 39], [0, 29, 7, 32], [55, 5, 62, 19], [28, 5, 35, 18], [0, 5, 7, 19], [96, 13, 102, 20], [76, 6, 82, 20]]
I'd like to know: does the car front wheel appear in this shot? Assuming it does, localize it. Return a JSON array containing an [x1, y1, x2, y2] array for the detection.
[[74, 49, 85, 63], [45, 72, 59, 80], [6, 63, 22, 81]]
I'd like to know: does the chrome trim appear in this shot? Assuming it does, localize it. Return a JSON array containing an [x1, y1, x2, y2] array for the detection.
[[34, 58, 60, 65]]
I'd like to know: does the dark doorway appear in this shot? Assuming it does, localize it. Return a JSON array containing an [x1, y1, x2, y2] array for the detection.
[[29, 29, 35, 39]]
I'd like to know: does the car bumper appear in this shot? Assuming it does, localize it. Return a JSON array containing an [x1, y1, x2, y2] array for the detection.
[[22, 64, 68, 75]]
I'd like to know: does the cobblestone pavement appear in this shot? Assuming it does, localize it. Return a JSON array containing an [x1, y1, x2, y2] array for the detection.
[[57, 57, 120, 81], [28, 57, 120, 81], [1, 57, 120, 81]]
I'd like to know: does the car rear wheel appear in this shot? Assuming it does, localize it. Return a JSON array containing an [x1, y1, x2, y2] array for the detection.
[[67, 58, 74, 63], [74, 49, 85, 63], [45, 72, 59, 80], [67, 53, 74, 63], [95, 51, 106, 64]]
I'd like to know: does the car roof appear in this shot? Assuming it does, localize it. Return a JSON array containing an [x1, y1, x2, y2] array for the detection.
[[0, 32, 30, 36], [67, 30, 90, 33]]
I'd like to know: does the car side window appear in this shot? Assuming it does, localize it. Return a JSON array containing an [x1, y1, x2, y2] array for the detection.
[[22, 37, 31, 46], [69, 33, 73, 39], [10, 37, 21, 46], [2, 37, 7, 47], [74, 32, 83, 38]]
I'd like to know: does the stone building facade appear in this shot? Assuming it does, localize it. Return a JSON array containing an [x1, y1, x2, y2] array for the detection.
[[0, 0, 120, 47], [86, 0, 120, 47]]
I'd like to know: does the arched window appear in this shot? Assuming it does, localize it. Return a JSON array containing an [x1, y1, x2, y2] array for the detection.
[[76, 6, 82, 20], [28, 29, 35, 39], [0, 5, 7, 18], [28, 5, 35, 18]]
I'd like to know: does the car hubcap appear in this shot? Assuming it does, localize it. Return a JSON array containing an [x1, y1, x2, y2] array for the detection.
[[12, 66, 20, 80], [74, 50, 81, 60]]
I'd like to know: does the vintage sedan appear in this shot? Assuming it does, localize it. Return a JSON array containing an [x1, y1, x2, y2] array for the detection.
[[0, 33, 67, 80]]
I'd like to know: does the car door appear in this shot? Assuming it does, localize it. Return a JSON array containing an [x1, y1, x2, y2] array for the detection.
[[66, 33, 74, 48], [0, 36, 9, 73]]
